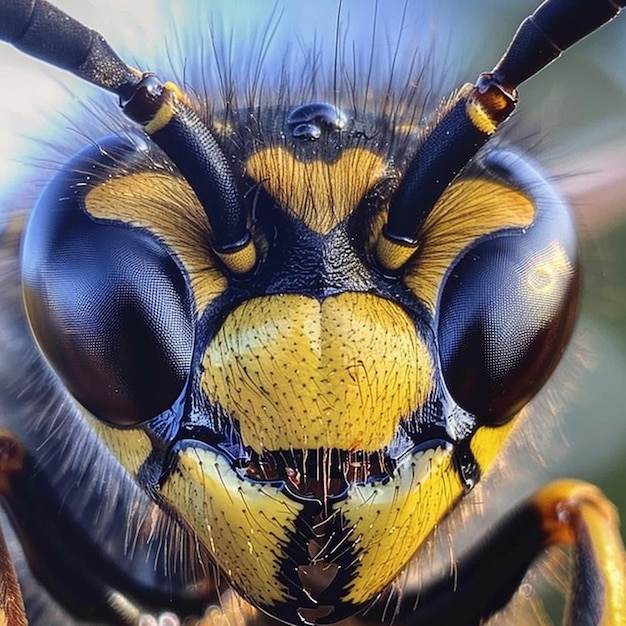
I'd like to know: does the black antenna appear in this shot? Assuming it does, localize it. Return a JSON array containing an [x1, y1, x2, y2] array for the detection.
[[0, 0, 256, 274], [375, 0, 625, 271]]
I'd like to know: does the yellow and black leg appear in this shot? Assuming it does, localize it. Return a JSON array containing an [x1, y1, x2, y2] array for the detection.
[[364, 480, 626, 626], [537, 480, 626, 625]]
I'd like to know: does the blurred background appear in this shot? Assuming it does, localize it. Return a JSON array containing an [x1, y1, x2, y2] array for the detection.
[[0, 0, 625, 622]]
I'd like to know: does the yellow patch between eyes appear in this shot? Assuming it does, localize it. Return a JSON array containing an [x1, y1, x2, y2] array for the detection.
[[201, 292, 432, 453], [246, 147, 386, 234], [85, 172, 226, 315], [159, 447, 303, 607]]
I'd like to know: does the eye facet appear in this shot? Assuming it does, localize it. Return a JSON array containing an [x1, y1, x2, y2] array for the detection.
[[21, 139, 194, 426], [437, 151, 579, 426]]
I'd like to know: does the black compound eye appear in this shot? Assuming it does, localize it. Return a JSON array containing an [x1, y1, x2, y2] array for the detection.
[[21, 138, 195, 426], [437, 151, 579, 426]]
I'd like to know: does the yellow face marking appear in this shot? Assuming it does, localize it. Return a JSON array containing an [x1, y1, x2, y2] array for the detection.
[[337, 446, 463, 604], [470, 419, 520, 475], [83, 415, 154, 478], [246, 147, 386, 234], [201, 292, 432, 453], [402, 179, 535, 314], [159, 446, 303, 607], [85, 172, 227, 314]]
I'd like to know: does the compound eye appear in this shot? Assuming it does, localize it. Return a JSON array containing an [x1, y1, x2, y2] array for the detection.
[[437, 152, 579, 426], [21, 138, 195, 426]]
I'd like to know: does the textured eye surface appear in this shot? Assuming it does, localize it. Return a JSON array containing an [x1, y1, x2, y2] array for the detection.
[[21, 140, 195, 426], [437, 152, 580, 426]]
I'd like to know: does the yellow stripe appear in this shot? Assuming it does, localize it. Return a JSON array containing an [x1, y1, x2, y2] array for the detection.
[[337, 419, 522, 606], [340, 417, 521, 605], [85, 172, 227, 315], [466, 98, 498, 135], [83, 415, 154, 478], [163, 81, 190, 106], [469, 418, 520, 475], [144, 86, 178, 134], [401, 179, 535, 314]]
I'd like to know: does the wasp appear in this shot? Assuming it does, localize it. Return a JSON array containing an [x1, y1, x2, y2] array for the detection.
[[0, 0, 625, 624]]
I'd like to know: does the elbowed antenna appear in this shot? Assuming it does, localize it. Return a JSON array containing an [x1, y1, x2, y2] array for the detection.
[[0, 0, 257, 274], [375, 0, 625, 272]]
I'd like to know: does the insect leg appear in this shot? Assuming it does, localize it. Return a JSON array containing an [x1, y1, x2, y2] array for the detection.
[[363, 480, 626, 626], [535, 480, 626, 625]]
